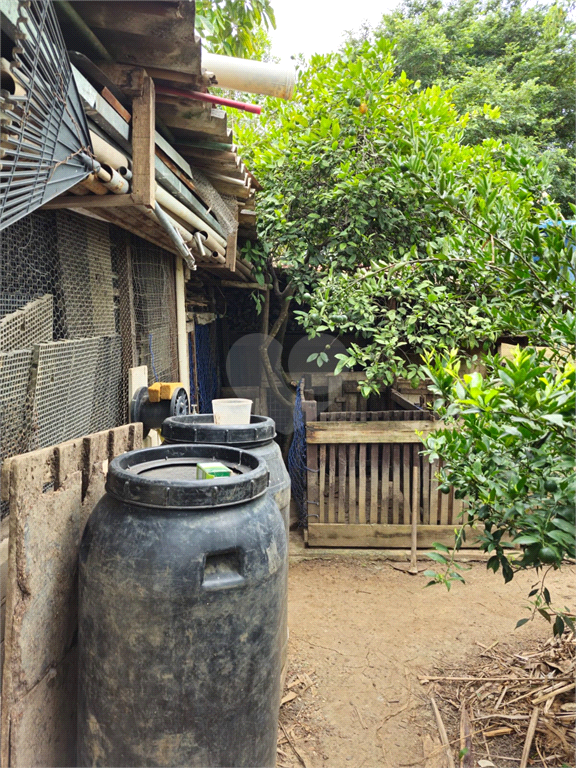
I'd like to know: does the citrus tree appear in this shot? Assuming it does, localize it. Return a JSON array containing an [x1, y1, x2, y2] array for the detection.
[[237, 36, 575, 621], [195, 0, 275, 58]]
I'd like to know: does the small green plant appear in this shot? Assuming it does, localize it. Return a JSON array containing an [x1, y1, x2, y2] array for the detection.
[[421, 346, 575, 629]]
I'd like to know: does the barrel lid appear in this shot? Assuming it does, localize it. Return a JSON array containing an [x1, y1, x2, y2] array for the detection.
[[162, 414, 276, 447], [106, 444, 269, 510]]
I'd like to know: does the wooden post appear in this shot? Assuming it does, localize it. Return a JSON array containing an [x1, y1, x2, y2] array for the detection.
[[131, 75, 155, 208], [175, 257, 189, 395]]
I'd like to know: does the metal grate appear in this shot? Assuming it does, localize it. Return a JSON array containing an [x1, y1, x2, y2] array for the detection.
[[0, 0, 91, 229], [0, 294, 53, 352]]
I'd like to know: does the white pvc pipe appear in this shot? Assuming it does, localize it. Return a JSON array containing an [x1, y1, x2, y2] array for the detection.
[[89, 131, 128, 170], [155, 185, 226, 255], [202, 49, 295, 100]]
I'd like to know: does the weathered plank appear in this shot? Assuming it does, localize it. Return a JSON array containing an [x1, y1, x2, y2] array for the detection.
[[306, 420, 437, 444], [402, 444, 411, 525], [380, 444, 390, 525], [319, 444, 326, 523], [392, 444, 401, 525], [132, 75, 156, 208], [370, 443, 379, 525], [308, 524, 483, 549], [328, 444, 336, 523], [307, 444, 319, 528], [0, 424, 142, 768]]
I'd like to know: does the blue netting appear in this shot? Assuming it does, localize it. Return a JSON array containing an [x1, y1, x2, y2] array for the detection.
[[189, 322, 219, 413], [287, 382, 308, 528]]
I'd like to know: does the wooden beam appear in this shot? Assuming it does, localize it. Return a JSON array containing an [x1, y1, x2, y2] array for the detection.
[[307, 524, 482, 549], [41, 194, 137, 210], [306, 420, 438, 444], [132, 75, 156, 208], [100, 87, 131, 122], [96, 63, 145, 98]]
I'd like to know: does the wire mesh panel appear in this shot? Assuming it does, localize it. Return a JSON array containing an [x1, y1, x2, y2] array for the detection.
[[35, 338, 100, 447], [56, 212, 116, 338], [131, 236, 179, 384], [0, 294, 53, 351], [90, 335, 123, 434], [0, 349, 35, 461]]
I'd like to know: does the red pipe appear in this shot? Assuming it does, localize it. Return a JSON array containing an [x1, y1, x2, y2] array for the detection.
[[155, 86, 262, 115]]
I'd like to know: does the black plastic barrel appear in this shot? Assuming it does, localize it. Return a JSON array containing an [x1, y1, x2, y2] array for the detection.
[[77, 444, 287, 768], [162, 415, 292, 671], [162, 415, 291, 537]]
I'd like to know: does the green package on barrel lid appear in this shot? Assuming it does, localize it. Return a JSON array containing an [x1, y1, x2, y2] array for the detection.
[[196, 462, 232, 479]]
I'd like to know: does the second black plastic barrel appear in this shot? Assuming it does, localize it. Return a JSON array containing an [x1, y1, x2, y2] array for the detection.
[[162, 414, 291, 536], [77, 444, 286, 768]]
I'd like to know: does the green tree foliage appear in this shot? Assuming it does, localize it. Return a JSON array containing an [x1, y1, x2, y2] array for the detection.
[[237, 38, 572, 388], [372, 0, 576, 211], [237, 37, 575, 610], [195, 0, 276, 58]]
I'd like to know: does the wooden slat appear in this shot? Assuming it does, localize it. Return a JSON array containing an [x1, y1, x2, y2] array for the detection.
[[308, 524, 483, 549], [319, 444, 326, 523], [328, 444, 336, 523], [440, 461, 450, 525], [306, 420, 437, 444], [307, 444, 319, 528], [380, 444, 390, 524], [348, 442, 357, 524], [370, 443, 379, 525], [422, 454, 431, 525], [358, 412, 367, 524], [392, 444, 401, 524], [452, 494, 463, 525], [338, 442, 347, 524], [430, 460, 439, 526], [402, 444, 411, 525]]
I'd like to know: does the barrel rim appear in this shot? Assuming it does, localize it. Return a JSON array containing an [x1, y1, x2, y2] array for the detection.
[[161, 413, 276, 447], [105, 443, 270, 509]]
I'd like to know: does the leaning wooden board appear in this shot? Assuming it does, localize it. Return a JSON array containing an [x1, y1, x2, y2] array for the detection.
[[0, 424, 142, 768]]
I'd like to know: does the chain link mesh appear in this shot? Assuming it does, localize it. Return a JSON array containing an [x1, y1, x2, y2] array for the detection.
[[1, 209, 180, 516], [287, 381, 308, 528]]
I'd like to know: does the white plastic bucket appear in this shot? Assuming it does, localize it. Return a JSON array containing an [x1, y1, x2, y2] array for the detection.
[[212, 398, 253, 425]]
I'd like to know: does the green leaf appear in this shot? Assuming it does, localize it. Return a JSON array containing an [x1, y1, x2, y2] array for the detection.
[[515, 618, 530, 629], [426, 552, 448, 564]]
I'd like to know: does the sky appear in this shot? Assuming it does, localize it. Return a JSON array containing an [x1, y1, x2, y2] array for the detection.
[[268, 0, 400, 62]]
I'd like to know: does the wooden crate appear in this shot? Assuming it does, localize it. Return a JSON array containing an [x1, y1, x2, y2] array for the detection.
[[305, 412, 473, 548]]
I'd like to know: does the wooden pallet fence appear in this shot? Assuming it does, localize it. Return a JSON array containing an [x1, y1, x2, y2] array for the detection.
[[306, 414, 472, 548]]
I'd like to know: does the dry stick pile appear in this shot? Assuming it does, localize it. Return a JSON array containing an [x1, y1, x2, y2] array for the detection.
[[420, 632, 576, 767], [277, 672, 318, 768]]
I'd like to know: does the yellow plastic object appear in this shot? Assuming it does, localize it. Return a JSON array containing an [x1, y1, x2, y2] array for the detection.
[[148, 381, 184, 402], [160, 382, 184, 400], [148, 382, 162, 403]]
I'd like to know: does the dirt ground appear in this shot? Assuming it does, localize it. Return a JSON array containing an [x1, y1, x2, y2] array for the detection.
[[278, 557, 575, 768]]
